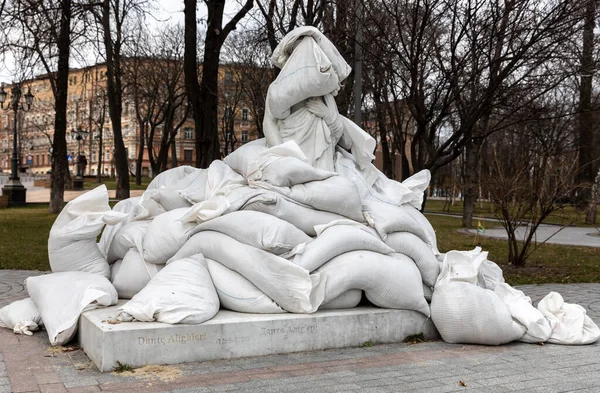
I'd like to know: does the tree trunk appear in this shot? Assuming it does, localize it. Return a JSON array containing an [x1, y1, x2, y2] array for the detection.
[[587, 167, 599, 224], [197, 1, 225, 168], [578, 0, 597, 217], [184, 0, 204, 169], [49, 0, 72, 214], [135, 124, 144, 185], [96, 127, 103, 183], [462, 136, 483, 228], [102, 0, 129, 199]]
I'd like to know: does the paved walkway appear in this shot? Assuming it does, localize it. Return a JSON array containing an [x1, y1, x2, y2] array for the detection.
[[425, 213, 600, 248], [1, 270, 599, 393]]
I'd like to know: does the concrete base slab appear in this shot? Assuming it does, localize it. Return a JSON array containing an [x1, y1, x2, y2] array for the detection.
[[79, 301, 437, 372]]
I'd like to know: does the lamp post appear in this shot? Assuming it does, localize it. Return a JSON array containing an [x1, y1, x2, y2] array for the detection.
[[0, 83, 34, 206], [70, 127, 89, 190]]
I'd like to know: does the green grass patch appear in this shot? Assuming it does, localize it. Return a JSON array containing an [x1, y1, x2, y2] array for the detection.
[[424, 199, 599, 227], [0, 204, 54, 270], [428, 214, 600, 285], [83, 176, 151, 191]]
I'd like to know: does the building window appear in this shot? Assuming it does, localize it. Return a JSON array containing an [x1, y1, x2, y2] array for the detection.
[[241, 131, 248, 142], [184, 149, 193, 161], [183, 127, 193, 139], [224, 71, 233, 86], [241, 108, 249, 121]]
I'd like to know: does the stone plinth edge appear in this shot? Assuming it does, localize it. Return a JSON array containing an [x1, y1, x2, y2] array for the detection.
[[78, 302, 437, 372]]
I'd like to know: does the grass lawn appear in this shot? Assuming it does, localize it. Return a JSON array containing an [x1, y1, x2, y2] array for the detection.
[[424, 199, 599, 227], [83, 176, 151, 191], [0, 205, 598, 285]]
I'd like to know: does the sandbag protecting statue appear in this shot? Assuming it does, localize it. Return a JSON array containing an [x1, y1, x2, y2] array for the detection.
[[263, 26, 374, 172]]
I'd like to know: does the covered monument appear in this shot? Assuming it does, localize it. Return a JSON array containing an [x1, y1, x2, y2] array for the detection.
[[1, 27, 598, 370]]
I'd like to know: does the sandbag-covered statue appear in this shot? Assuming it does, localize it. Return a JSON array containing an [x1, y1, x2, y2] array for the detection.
[[2, 27, 598, 349]]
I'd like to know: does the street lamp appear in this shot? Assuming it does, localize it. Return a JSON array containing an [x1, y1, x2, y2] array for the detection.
[[70, 127, 89, 190], [0, 83, 34, 206]]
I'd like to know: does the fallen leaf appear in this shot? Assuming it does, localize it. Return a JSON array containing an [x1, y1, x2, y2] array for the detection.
[[459, 381, 467, 387], [107, 320, 121, 325]]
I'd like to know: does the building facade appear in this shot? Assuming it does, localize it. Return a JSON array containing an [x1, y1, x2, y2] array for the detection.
[[0, 62, 261, 177]]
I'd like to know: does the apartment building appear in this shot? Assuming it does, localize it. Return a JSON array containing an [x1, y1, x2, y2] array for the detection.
[[0, 61, 261, 177]]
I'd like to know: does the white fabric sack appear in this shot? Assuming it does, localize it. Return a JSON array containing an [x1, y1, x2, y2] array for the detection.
[[223, 138, 268, 178], [268, 36, 340, 120], [178, 160, 246, 204], [48, 185, 123, 279], [169, 231, 325, 313], [180, 196, 231, 224], [106, 220, 150, 263], [363, 200, 438, 253], [339, 117, 375, 169], [26, 272, 117, 346], [271, 26, 351, 84], [247, 147, 337, 188], [431, 282, 525, 345], [118, 255, 219, 324], [380, 170, 431, 209], [259, 174, 364, 222], [110, 249, 163, 299], [315, 251, 430, 315], [142, 208, 196, 264], [319, 289, 362, 310], [146, 165, 200, 190], [537, 292, 600, 345], [0, 298, 43, 336], [493, 283, 552, 343], [243, 192, 347, 236], [98, 196, 144, 258], [190, 211, 310, 255], [145, 187, 192, 212], [206, 259, 285, 314], [385, 232, 440, 287], [293, 224, 393, 272]]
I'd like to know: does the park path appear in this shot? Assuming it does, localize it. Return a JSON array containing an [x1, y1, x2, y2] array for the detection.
[[1, 270, 599, 393], [425, 212, 600, 248], [26, 188, 144, 203]]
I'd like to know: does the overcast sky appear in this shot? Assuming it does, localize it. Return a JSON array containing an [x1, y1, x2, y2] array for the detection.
[[0, 0, 242, 84]]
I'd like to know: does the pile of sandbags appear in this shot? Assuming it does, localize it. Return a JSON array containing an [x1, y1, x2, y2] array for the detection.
[[1, 25, 598, 351]]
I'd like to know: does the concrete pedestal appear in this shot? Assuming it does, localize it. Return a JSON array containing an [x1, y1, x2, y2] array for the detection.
[[79, 302, 437, 372]]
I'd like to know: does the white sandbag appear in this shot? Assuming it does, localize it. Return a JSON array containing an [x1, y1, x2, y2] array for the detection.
[[244, 140, 337, 187], [223, 138, 268, 178], [190, 211, 311, 255], [293, 224, 393, 272], [145, 187, 192, 212], [177, 160, 246, 204], [339, 117, 375, 169], [118, 255, 219, 324], [479, 259, 505, 290], [206, 259, 285, 314], [422, 284, 433, 302], [98, 196, 144, 258], [319, 289, 362, 310], [315, 251, 430, 315], [142, 208, 196, 264], [271, 26, 351, 85], [169, 231, 325, 313], [243, 192, 347, 236], [106, 220, 150, 263], [259, 174, 364, 222], [537, 292, 600, 345], [493, 283, 552, 343], [146, 165, 200, 190], [110, 249, 163, 299], [268, 36, 340, 120], [26, 272, 117, 346], [48, 185, 122, 279], [380, 170, 431, 209], [363, 200, 438, 253], [0, 298, 43, 336], [385, 232, 440, 287], [431, 282, 525, 345], [436, 247, 502, 289], [181, 196, 231, 223]]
